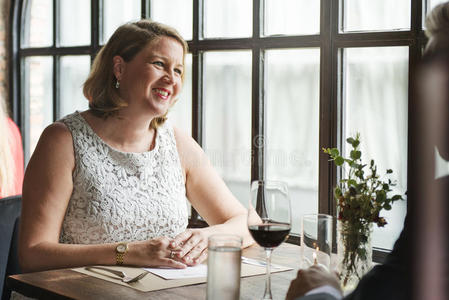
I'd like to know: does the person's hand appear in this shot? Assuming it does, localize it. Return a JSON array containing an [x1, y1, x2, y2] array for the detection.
[[286, 265, 341, 300], [129, 237, 187, 268], [169, 228, 209, 266]]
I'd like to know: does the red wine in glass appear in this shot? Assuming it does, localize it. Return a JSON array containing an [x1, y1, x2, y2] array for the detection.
[[248, 223, 291, 248], [248, 180, 291, 300]]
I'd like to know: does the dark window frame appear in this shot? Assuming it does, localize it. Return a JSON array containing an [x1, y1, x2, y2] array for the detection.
[[9, 0, 430, 262]]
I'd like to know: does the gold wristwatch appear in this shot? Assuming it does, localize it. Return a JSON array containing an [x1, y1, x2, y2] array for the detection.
[[115, 242, 128, 265]]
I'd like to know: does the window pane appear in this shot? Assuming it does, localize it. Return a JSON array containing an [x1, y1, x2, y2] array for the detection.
[[204, 0, 252, 38], [59, 56, 90, 118], [264, 0, 320, 36], [23, 56, 53, 158], [266, 49, 320, 234], [102, 0, 141, 44], [168, 53, 192, 136], [59, 0, 90, 46], [343, 46, 409, 250], [342, 0, 410, 32], [204, 51, 252, 204], [21, 0, 53, 47], [151, 0, 193, 41]]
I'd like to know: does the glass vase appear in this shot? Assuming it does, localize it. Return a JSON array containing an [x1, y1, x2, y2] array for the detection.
[[337, 220, 373, 293]]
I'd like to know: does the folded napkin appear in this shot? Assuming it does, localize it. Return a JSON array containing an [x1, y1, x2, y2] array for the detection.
[[73, 261, 292, 292]]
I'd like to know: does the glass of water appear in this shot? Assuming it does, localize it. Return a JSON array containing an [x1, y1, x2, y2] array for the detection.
[[206, 234, 242, 300]]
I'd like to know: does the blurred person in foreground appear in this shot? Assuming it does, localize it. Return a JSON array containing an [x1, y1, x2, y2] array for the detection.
[[0, 97, 24, 198], [19, 20, 255, 273], [286, 2, 449, 300]]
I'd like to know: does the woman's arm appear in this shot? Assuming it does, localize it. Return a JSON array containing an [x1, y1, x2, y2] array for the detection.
[[172, 127, 255, 265], [19, 123, 186, 272], [20, 122, 79, 271]]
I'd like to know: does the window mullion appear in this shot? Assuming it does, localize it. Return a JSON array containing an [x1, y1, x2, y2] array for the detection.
[[91, 0, 99, 51], [22, 57, 30, 161], [407, 0, 424, 228], [251, 47, 265, 183], [53, 5, 59, 122], [142, 0, 150, 18], [10, 0, 22, 126], [318, 0, 338, 216], [190, 0, 204, 224], [52, 0, 58, 121], [251, 0, 264, 184], [54, 56, 60, 120], [53, 0, 58, 47], [253, 0, 262, 38], [193, 0, 203, 41]]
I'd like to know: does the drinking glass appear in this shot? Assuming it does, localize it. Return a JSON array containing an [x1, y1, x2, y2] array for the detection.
[[248, 180, 292, 300], [207, 234, 242, 300], [300, 214, 333, 270]]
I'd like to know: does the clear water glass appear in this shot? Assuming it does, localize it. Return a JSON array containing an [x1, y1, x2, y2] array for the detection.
[[206, 234, 242, 300]]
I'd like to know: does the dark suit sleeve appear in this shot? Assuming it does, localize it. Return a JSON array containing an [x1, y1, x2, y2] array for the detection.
[[295, 292, 339, 300], [294, 218, 410, 300], [343, 217, 411, 300]]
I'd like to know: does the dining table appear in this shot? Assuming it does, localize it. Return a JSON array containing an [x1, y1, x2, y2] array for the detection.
[[7, 243, 302, 300]]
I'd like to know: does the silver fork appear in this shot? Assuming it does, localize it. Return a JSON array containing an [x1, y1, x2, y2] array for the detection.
[[85, 266, 149, 283]]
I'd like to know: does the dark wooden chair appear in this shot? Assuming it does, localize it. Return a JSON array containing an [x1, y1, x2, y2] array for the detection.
[[0, 195, 21, 300]]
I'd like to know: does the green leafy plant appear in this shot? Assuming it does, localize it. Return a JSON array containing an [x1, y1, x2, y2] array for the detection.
[[323, 133, 404, 287]]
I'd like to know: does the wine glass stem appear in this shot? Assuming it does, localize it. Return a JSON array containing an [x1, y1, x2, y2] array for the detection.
[[263, 248, 273, 300]]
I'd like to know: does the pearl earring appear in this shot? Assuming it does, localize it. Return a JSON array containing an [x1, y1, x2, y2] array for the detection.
[[115, 80, 120, 89]]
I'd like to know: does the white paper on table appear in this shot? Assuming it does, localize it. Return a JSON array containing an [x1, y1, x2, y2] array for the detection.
[[241, 256, 287, 270], [143, 264, 208, 280]]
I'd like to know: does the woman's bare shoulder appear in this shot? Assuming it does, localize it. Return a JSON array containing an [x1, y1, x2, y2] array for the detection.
[[172, 125, 206, 161], [172, 126, 202, 152], [44, 121, 72, 138], [28, 121, 74, 167], [172, 125, 208, 174]]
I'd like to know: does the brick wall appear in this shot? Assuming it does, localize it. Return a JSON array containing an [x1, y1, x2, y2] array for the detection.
[[0, 0, 10, 113]]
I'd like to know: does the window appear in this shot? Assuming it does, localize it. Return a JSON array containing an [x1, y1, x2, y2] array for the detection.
[[342, 46, 409, 248], [11, 0, 432, 257]]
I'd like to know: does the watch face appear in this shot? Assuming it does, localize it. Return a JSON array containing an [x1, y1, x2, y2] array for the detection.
[[117, 244, 127, 253]]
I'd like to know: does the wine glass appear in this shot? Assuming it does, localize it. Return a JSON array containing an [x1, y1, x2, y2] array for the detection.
[[248, 180, 292, 300]]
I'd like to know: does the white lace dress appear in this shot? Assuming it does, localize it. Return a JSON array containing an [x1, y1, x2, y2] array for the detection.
[[11, 112, 189, 300], [59, 111, 189, 244]]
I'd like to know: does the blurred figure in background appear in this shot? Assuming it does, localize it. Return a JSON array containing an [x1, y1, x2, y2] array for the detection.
[[0, 98, 24, 198], [413, 4, 449, 295], [286, 2, 449, 300]]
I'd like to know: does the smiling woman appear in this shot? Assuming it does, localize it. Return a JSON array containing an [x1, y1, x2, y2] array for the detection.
[[111, 36, 184, 124], [18, 20, 254, 276], [83, 21, 188, 129]]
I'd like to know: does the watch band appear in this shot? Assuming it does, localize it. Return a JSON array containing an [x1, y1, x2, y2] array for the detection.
[[116, 252, 125, 265], [115, 243, 128, 265]]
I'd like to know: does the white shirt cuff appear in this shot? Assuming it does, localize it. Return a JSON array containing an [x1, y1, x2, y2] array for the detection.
[[305, 285, 343, 300]]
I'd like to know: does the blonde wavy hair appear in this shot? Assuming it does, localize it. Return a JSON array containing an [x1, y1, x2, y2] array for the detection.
[[0, 98, 14, 197], [83, 20, 188, 129]]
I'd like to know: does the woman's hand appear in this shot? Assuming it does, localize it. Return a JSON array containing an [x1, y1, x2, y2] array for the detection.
[[130, 237, 188, 268], [169, 229, 209, 266]]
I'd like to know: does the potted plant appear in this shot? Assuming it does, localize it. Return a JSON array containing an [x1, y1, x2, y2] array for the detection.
[[323, 133, 404, 290]]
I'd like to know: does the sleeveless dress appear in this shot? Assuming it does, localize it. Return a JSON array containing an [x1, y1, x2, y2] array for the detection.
[[11, 112, 189, 300], [59, 111, 189, 244]]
